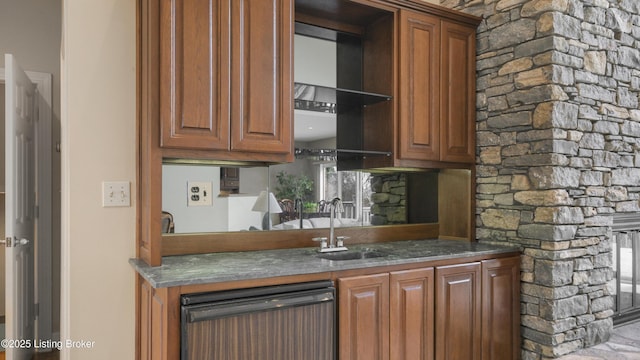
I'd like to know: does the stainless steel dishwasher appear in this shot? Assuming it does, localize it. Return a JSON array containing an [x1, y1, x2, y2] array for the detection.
[[181, 280, 336, 360]]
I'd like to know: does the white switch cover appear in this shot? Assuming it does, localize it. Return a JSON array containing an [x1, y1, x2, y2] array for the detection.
[[102, 181, 131, 207], [187, 181, 212, 206]]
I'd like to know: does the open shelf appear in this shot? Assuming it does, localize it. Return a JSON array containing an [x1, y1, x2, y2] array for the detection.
[[294, 82, 391, 112], [295, 147, 392, 160]]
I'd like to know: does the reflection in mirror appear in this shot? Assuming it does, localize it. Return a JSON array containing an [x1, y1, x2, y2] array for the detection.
[[269, 160, 370, 231], [161, 161, 373, 234], [162, 162, 438, 234], [162, 165, 270, 233]]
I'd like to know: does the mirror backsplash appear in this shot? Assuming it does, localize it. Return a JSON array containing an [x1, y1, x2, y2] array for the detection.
[[161, 159, 437, 234]]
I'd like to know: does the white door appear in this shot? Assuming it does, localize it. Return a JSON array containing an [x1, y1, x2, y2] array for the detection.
[[4, 54, 36, 360]]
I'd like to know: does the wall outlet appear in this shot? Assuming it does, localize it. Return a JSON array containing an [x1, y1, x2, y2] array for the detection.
[[187, 181, 212, 207], [102, 181, 131, 207]]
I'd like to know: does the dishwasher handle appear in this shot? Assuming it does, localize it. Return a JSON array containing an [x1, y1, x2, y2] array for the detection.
[[181, 280, 334, 306], [184, 288, 334, 324]]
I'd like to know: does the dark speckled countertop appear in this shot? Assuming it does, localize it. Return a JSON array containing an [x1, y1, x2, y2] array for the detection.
[[130, 239, 521, 288]]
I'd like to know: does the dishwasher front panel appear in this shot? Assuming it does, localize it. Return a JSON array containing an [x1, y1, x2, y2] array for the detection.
[[181, 281, 335, 360]]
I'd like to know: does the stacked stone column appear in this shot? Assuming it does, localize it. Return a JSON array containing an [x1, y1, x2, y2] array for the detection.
[[438, 0, 640, 358]]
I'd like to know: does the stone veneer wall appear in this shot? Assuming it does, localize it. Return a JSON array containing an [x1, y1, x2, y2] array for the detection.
[[369, 174, 407, 225], [438, 0, 640, 358]]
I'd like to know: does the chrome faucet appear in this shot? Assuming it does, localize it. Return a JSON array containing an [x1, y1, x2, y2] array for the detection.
[[329, 197, 343, 248], [294, 198, 304, 229], [313, 197, 349, 252]]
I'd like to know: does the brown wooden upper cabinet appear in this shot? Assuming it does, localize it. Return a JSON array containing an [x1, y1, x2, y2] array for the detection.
[[159, 0, 293, 159], [359, 5, 479, 169], [138, 0, 294, 265], [439, 19, 476, 164], [393, 9, 477, 167]]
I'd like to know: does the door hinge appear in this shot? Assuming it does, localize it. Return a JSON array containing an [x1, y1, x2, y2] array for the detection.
[[3, 237, 11, 248]]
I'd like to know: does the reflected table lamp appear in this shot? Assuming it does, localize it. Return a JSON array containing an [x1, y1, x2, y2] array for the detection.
[[252, 191, 282, 230]]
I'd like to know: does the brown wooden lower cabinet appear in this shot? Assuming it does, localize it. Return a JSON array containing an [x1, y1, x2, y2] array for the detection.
[[481, 257, 521, 360], [337, 256, 520, 360], [390, 268, 436, 360], [338, 274, 390, 360], [435, 262, 481, 360], [338, 269, 437, 360], [138, 280, 174, 360]]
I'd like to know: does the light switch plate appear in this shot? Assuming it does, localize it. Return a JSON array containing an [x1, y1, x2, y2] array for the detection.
[[187, 181, 212, 206], [102, 181, 131, 207]]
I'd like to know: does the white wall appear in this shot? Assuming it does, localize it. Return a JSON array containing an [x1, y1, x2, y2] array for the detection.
[[223, 196, 262, 231], [239, 167, 270, 195], [61, 0, 136, 358], [294, 35, 336, 87]]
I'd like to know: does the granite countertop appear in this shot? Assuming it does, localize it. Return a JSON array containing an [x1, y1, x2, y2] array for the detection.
[[129, 240, 519, 288], [130, 239, 520, 288]]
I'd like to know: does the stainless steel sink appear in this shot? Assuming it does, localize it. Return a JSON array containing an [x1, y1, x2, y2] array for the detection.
[[316, 249, 389, 261]]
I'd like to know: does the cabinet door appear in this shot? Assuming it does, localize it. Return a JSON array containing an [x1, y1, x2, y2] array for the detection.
[[139, 278, 176, 360], [398, 10, 440, 162], [390, 268, 435, 360], [482, 257, 521, 360], [230, 0, 293, 154], [160, 0, 231, 150], [339, 274, 390, 360], [436, 262, 481, 360], [440, 20, 476, 163]]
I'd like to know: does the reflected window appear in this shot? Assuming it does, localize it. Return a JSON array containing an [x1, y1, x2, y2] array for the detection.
[[320, 163, 369, 224]]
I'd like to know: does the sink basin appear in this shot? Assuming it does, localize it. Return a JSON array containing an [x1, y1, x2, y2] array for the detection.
[[316, 249, 389, 261]]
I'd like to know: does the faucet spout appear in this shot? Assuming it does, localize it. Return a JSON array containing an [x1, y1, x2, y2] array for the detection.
[[329, 198, 345, 250], [294, 198, 304, 229]]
